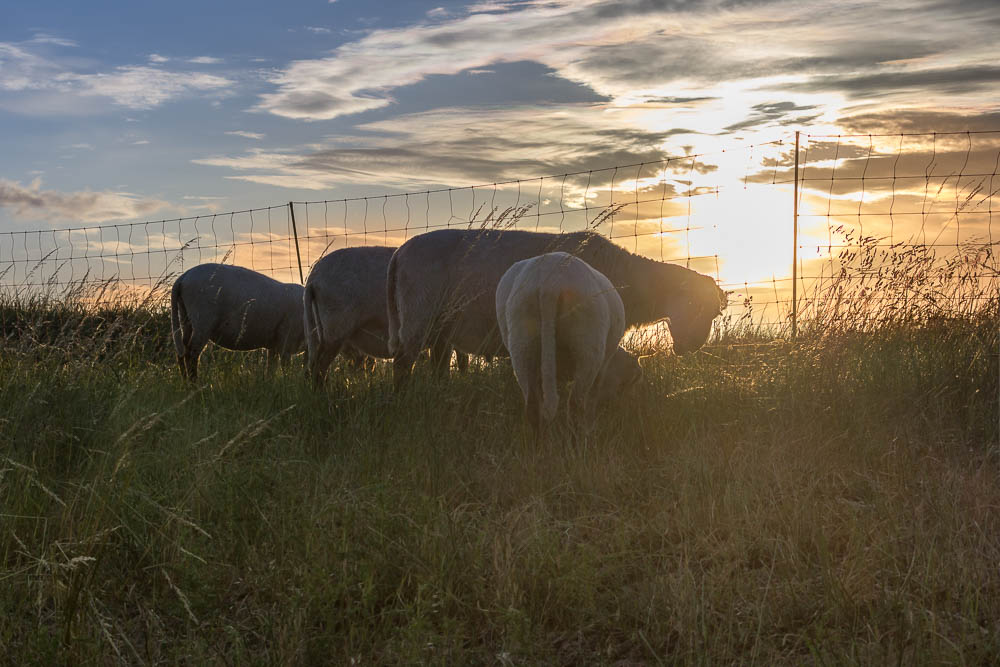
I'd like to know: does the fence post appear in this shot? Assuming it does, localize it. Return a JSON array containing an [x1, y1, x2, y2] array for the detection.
[[287, 201, 305, 284], [791, 131, 800, 339]]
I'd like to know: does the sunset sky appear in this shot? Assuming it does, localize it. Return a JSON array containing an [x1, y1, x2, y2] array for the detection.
[[2, 0, 999, 303]]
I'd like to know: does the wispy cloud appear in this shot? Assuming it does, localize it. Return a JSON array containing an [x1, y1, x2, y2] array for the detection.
[[0, 42, 234, 114], [225, 130, 265, 140], [188, 56, 223, 64], [30, 33, 77, 47], [0, 179, 169, 222], [724, 102, 821, 132], [148, 53, 170, 63], [774, 65, 1000, 98], [132, 140, 150, 145], [196, 105, 696, 190], [73, 66, 232, 109], [305, 27, 332, 34]]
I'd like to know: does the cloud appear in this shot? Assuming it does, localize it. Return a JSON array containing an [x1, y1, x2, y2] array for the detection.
[[255, 1, 634, 120], [71, 66, 232, 109], [179, 195, 228, 213], [188, 56, 223, 64], [225, 130, 266, 140], [0, 43, 54, 92], [148, 54, 170, 63], [0, 179, 169, 223], [837, 109, 1000, 135], [0, 42, 234, 114], [724, 101, 821, 132], [305, 27, 332, 34], [641, 96, 718, 105], [195, 105, 708, 190], [132, 140, 150, 145], [30, 33, 77, 47], [774, 65, 1000, 99], [740, 113, 1000, 218], [253, 0, 999, 133]]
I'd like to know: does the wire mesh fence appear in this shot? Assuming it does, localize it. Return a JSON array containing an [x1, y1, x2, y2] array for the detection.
[[1, 128, 997, 336]]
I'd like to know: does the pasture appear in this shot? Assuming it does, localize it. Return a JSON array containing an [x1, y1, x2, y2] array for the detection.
[[1, 285, 998, 665]]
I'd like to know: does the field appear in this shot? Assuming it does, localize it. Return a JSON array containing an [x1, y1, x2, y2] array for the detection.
[[1, 285, 998, 665]]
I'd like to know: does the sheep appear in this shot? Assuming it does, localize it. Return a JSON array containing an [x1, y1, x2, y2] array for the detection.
[[303, 246, 396, 387], [496, 252, 642, 430], [303, 245, 471, 387], [387, 229, 725, 388], [170, 263, 304, 381]]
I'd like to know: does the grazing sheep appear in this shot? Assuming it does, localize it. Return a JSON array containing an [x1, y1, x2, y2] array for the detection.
[[303, 246, 396, 387], [387, 229, 725, 387], [170, 263, 304, 381], [496, 252, 641, 430], [304, 245, 472, 387]]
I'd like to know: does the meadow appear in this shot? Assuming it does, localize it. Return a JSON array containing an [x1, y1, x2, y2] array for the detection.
[[1, 264, 998, 665]]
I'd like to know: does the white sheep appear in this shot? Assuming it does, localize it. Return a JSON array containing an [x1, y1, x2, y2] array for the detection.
[[170, 263, 304, 381], [496, 252, 642, 431]]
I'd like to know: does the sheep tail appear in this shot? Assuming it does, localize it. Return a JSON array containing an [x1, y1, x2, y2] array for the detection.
[[170, 277, 188, 359], [538, 287, 560, 423], [303, 282, 322, 362], [386, 250, 401, 355]]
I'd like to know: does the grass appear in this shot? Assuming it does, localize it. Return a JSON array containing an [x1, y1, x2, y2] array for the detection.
[[1, 290, 997, 665], [3, 230, 1000, 665]]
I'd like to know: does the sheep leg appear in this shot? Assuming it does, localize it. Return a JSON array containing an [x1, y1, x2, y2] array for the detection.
[[569, 359, 601, 429], [182, 350, 201, 382], [393, 352, 416, 390], [430, 338, 453, 377], [181, 332, 209, 382], [181, 352, 197, 382], [310, 339, 343, 389], [510, 337, 544, 436]]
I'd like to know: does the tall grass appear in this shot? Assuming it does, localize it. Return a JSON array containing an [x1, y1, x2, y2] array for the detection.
[[1, 254, 998, 664]]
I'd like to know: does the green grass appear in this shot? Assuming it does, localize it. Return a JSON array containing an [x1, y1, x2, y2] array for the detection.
[[1, 296, 998, 665]]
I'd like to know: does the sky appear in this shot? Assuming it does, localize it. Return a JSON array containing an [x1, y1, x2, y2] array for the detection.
[[2, 0, 999, 308]]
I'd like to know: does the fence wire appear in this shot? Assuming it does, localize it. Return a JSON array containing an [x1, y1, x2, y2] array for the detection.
[[1, 128, 997, 336]]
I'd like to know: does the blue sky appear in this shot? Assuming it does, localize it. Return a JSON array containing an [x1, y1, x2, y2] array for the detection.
[[2, 0, 999, 239]]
